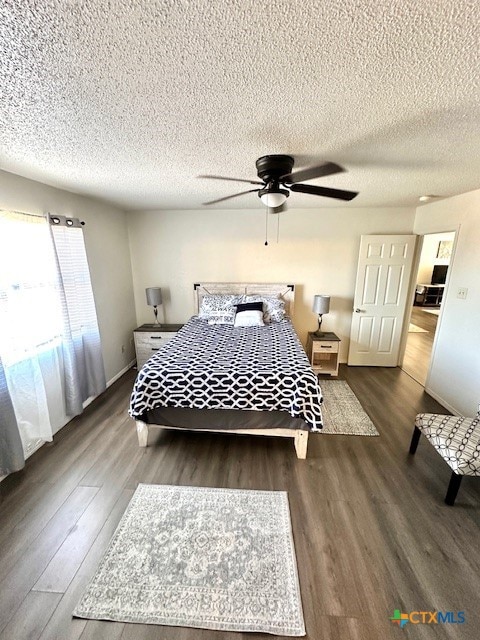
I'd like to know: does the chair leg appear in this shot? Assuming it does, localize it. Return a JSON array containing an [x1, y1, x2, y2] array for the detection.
[[445, 473, 462, 506], [409, 426, 421, 454]]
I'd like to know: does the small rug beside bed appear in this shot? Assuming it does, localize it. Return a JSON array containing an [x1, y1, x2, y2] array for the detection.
[[320, 380, 379, 436], [74, 484, 305, 636]]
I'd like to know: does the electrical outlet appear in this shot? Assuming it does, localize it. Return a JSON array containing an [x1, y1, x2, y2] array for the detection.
[[121, 344, 125, 353], [457, 287, 468, 300]]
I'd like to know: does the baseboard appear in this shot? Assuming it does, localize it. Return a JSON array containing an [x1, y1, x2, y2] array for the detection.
[[82, 359, 135, 410], [107, 359, 136, 388], [423, 387, 460, 416]]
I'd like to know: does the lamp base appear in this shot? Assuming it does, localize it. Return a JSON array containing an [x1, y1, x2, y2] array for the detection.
[[314, 331, 328, 338]]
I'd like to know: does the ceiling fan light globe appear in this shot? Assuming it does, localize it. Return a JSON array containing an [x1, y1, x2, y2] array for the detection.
[[260, 192, 287, 208]]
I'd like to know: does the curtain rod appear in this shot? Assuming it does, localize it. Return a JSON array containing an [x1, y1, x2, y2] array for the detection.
[[1, 209, 85, 226], [0, 209, 45, 220], [48, 214, 85, 227]]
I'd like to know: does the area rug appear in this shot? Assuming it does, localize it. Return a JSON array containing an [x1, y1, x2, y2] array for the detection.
[[74, 484, 305, 636], [409, 323, 429, 333], [320, 380, 379, 436]]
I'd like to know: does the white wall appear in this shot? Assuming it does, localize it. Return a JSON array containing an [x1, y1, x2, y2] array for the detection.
[[0, 170, 137, 384], [127, 207, 415, 362], [3, 164, 477, 423], [414, 190, 480, 417]]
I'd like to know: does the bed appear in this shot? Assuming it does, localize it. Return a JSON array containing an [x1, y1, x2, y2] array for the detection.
[[129, 283, 323, 458]]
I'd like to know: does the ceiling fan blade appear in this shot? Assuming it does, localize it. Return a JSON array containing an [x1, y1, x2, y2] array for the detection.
[[202, 189, 260, 205], [281, 162, 345, 184], [290, 183, 358, 201], [198, 174, 263, 186]]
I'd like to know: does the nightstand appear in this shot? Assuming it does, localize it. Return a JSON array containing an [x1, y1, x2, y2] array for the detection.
[[306, 331, 340, 377], [134, 324, 183, 369]]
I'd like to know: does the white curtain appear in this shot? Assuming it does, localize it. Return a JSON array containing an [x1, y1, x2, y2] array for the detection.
[[0, 210, 106, 463], [0, 355, 24, 475], [49, 215, 106, 414]]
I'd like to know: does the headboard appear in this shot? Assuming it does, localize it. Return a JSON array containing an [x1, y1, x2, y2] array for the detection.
[[193, 283, 295, 317]]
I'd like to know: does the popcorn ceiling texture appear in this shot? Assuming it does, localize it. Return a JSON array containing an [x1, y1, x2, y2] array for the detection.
[[1, 0, 479, 210]]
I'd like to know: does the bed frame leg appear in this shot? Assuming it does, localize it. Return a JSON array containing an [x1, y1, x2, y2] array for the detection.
[[294, 430, 308, 459], [136, 420, 149, 447]]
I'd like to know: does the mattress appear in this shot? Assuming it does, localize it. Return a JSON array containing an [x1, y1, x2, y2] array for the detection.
[[129, 317, 323, 431]]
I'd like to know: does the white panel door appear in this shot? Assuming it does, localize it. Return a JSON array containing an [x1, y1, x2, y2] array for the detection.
[[348, 235, 417, 366]]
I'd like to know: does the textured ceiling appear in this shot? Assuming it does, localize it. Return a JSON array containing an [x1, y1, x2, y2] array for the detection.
[[1, 0, 480, 211]]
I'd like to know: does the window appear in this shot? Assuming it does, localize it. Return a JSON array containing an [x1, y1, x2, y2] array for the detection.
[[0, 212, 64, 365], [0, 209, 106, 459]]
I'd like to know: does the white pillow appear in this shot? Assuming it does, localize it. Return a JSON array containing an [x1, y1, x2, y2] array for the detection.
[[208, 314, 236, 325], [234, 309, 265, 328], [199, 294, 242, 324], [242, 295, 286, 323]]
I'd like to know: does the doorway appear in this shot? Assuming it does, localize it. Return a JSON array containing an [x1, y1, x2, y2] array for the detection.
[[401, 231, 455, 385]]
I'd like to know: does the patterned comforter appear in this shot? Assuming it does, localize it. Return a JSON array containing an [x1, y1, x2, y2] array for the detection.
[[129, 317, 323, 431]]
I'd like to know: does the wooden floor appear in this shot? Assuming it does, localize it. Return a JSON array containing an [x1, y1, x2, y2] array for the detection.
[[0, 365, 478, 640], [401, 306, 439, 386]]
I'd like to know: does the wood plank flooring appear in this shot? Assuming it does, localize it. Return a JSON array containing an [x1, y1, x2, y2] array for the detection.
[[0, 365, 478, 640], [401, 306, 439, 385]]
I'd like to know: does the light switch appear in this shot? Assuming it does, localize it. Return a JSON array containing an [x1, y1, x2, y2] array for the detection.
[[457, 287, 468, 299]]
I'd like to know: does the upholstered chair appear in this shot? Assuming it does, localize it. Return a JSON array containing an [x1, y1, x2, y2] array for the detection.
[[409, 405, 480, 505]]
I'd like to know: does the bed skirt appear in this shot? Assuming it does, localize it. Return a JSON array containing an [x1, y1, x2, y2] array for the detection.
[[143, 407, 308, 431]]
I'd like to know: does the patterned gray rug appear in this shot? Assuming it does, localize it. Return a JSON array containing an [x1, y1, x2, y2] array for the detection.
[[320, 380, 379, 436], [74, 484, 305, 636]]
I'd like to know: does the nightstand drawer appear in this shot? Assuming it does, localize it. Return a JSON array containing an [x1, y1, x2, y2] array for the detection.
[[312, 340, 339, 353], [136, 344, 164, 359], [134, 334, 176, 367], [135, 332, 176, 347]]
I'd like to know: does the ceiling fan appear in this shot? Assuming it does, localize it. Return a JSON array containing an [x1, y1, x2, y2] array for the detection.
[[199, 155, 358, 210]]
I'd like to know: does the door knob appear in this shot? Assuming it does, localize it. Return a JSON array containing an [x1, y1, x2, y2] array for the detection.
[[355, 308, 365, 313]]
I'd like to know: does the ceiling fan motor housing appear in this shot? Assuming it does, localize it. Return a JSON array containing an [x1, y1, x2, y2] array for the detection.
[[200, 154, 357, 206], [255, 155, 294, 183]]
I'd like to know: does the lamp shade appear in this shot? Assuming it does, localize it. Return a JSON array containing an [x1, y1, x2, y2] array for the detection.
[[146, 287, 163, 306], [312, 295, 330, 315]]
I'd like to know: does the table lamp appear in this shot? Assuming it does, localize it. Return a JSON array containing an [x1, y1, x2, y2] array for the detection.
[[146, 287, 163, 326], [312, 295, 330, 336]]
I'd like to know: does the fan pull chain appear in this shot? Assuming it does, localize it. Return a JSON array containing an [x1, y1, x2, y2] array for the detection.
[[276, 210, 280, 243], [265, 208, 269, 246]]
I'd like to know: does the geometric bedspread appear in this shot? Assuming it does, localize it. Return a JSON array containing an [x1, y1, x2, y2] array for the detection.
[[129, 317, 323, 431]]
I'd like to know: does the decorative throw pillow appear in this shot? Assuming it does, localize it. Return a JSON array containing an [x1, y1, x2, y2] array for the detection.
[[242, 295, 286, 323], [208, 314, 236, 325], [199, 294, 242, 324], [234, 301, 265, 327]]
